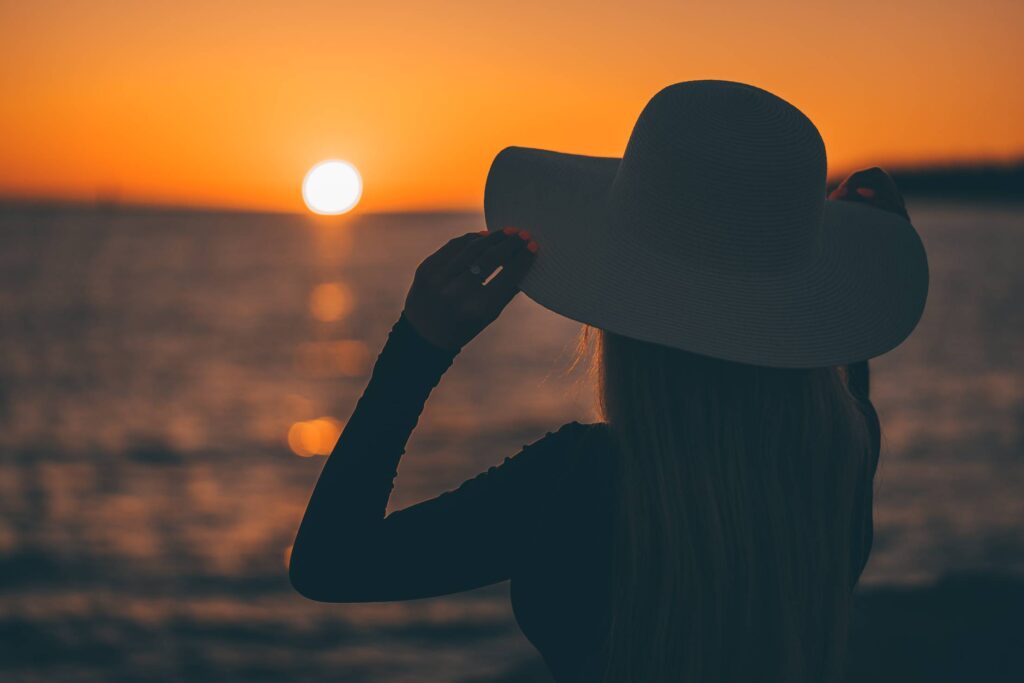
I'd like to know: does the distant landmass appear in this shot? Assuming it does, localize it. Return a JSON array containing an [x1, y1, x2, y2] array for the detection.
[[829, 160, 1024, 201], [2, 160, 1022, 215]]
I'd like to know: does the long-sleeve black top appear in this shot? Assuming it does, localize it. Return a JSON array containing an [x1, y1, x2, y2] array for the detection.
[[288, 313, 881, 682]]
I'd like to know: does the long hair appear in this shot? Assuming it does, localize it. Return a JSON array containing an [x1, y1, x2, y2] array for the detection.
[[571, 324, 875, 682]]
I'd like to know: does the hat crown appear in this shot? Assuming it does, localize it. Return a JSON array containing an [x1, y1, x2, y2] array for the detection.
[[609, 80, 828, 274]]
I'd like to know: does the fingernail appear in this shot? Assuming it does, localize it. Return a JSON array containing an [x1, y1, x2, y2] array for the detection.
[[502, 227, 517, 235], [517, 230, 531, 241], [477, 230, 488, 235], [856, 187, 876, 198], [527, 241, 539, 253]]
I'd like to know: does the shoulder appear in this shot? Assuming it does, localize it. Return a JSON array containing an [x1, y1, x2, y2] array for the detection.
[[502, 420, 615, 488], [523, 420, 612, 457], [548, 419, 610, 441]]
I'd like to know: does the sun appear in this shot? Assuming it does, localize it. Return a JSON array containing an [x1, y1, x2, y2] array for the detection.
[[302, 160, 362, 215]]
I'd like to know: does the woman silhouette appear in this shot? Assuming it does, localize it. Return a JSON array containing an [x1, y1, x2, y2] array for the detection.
[[289, 81, 928, 682]]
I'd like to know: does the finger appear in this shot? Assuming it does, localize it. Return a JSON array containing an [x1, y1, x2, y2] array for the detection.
[[419, 232, 483, 274], [442, 233, 529, 297], [848, 166, 894, 188], [833, 168, 909, 220], [828, 182, 849, 200], [850, 192, 909, 220], [479, 242, 537, 307], [438, 229, 511, 282], [468, 231, 530, 280], [848, 167, 907, 209]]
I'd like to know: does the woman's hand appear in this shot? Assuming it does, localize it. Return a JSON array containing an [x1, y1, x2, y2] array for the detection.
[[402, 227, 539, 352], [829, 166, 910, 221], [829, 166, 908, 402]]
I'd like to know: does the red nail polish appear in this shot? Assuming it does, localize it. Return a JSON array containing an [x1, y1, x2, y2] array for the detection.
[[477, 230, 488, 235], [517, 230, 531, 241], [527, 241, 539, 253], [502, 227, 517, 235], [856, 187, 876, 198]]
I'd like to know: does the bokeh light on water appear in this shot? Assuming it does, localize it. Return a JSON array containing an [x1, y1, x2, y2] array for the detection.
[[287, 417, 344, 457]]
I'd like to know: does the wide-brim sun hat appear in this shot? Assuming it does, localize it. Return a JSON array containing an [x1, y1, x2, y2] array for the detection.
[[483, 80, 929, 369]]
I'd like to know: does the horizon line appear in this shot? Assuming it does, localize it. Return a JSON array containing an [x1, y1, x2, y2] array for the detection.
[[3, 157, 1021, 217]]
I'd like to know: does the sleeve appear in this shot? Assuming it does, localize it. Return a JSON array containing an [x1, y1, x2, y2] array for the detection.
[[288, 312, 588, 603]]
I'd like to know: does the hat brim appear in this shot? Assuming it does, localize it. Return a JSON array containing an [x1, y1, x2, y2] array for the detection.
[[483, 146, 929, 368]]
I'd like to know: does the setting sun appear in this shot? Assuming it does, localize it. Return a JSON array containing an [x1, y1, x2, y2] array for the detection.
[[302, 160, 362, 215]]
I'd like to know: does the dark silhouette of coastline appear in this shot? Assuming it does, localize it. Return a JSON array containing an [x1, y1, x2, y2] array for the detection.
[[1, 159, 1022, 218], [828, 160, 1024, 202]]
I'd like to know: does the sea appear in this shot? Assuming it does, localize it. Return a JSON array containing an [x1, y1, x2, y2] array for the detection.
[[0, 201, 1021, 682]]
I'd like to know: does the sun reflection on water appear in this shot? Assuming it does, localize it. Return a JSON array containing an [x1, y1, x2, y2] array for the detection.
[[294, 340, 370, 378], [309, 282, 354, 322]]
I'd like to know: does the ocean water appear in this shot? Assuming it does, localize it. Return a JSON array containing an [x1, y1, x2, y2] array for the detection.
[[0, 202, 1021, 682]]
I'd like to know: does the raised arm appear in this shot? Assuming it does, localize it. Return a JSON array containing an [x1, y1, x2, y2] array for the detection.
[[287, 310, 591, 601], [289, 228, 540, 602]]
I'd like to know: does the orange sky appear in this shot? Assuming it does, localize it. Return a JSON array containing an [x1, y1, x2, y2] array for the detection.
[[1, 0, 1022, 213]]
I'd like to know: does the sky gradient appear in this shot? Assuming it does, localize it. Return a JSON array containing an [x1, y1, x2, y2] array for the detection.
[[2, 0, 1022, 213]]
